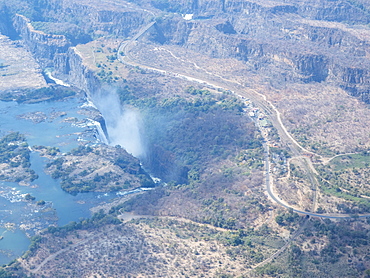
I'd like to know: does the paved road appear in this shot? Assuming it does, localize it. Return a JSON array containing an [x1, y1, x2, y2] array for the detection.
[[119, 22, 370, 220]]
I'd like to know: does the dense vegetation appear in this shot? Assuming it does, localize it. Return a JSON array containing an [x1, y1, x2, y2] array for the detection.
[[0, 86, 76, 103], [0, 132, 29, 165], [106, 85, 269, 229], [0, 132, 38, 182], [316, 153, 370, 213], [275, 209, 301, 228], [254, 218, 370, 278], [46, 209, 121, 237], [44, 145, 154, 194], [118, 86, 261, 184]]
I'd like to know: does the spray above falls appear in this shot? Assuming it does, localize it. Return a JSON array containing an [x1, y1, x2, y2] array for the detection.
[[92, 88, 146, 158]]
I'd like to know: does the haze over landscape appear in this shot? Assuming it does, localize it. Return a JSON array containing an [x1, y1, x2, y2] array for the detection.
[[1, 0, 370, 277]]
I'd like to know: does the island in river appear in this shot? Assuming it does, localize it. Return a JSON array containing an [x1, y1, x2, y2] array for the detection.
[[3, 0, 370, 277], [0, 88, 152, 266]]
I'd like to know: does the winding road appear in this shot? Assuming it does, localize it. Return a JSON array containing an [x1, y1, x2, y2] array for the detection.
[[119, 21, 370, 220], [23, 19, 370, 276]]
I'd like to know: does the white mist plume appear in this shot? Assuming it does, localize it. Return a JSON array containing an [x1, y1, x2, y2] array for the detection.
[[109, 108, 145, 157], [92, 88, 145, 158]]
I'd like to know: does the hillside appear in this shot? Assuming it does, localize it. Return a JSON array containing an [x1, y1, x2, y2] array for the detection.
[[1, 0, 370, 277]]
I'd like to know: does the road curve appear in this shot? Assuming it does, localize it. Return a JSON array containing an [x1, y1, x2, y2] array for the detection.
[[119, 22, 370, 220]]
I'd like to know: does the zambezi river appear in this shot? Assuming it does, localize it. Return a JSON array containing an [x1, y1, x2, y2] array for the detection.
[[0, 98, 115, 265]]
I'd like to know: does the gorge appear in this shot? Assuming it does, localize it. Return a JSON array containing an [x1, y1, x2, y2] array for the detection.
[[2, 0, 370, 277]]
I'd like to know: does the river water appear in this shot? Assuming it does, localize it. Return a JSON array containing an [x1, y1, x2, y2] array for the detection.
[[0, 98, 115, 265]]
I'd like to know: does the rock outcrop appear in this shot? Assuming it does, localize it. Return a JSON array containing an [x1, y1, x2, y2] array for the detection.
[[54, 47, 100, 94], [0, 6, 18, 39], [143, 0, 370, 102], [11, 13, 99, 94], [7, 0, 152, 94], [3, 0, 370, 103], [13, 14, 70, 68]]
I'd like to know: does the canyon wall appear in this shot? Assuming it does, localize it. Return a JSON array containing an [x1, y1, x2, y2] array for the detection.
[[13, 14, 70, 68], [6, 0, 151, 93], [3, 0, 370, 103], [146, 0, 370, 101]]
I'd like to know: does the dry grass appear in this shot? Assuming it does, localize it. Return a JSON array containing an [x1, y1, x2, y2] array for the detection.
[[19, 217, 284, 278], [0, 35, 46, 91]]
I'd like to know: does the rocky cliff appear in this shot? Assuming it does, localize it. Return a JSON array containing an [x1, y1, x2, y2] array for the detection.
[[142, 0, 370, 102], [53, 47, 100, 94], [5, 0, 153, 94], [11, 13, 98, 94], [13, 14, 70, 68], [0, 6, 18, 39], [3, 0, 370, 104]]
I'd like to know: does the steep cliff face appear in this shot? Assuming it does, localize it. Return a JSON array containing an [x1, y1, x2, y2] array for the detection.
[[8, 1, 150, 94], [154, 17, 324, 82], [34, 0, 151, 39], [138, 0, 370, 24], [53, 47, 100, 95], [146, 0, 370, 101], [13, 14, 70, 67], [333, 66, 370, 103], [293, 54, 329, 83], [301, 1, 370, 24], [95, 10, 148, 37], [0, 6, 18, 39], [9, 16, 94, 98], [4, 0, 370, 104]]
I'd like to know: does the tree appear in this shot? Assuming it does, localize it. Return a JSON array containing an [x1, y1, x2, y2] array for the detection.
[[275, 215, 285, 225]]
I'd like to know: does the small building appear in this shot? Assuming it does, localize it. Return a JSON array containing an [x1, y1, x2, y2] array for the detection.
[[260, 119, 271, 127]]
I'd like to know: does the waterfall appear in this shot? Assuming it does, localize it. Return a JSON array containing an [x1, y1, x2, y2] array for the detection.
[[91, 88, 146, 158]]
